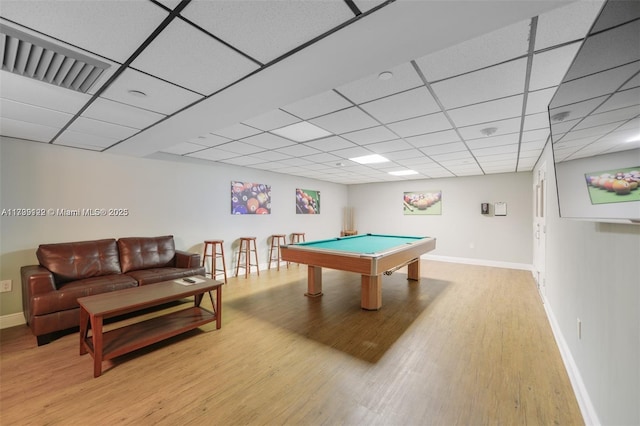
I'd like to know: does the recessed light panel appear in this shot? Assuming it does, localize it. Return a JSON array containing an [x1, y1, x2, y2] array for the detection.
[[349, 154, 389, 164], [271, 121, 332, 142], [389, 170, 418, 176]]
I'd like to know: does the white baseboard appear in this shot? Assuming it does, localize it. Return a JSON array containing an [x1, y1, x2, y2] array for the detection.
[[540, 293, 600, 426], [0, 312, 26, 329], [423, 254, 533, 271]]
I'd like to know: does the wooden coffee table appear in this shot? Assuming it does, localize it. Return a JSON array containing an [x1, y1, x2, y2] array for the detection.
[[78, 276, 222, 377]]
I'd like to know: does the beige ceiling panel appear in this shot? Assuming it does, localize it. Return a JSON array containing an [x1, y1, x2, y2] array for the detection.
[[212, 123, 262, 140], [0, 71, 91, 114], [188, 147, 238, 161], [101, 68, 203, 115], [65, 117, 138, 140], [360, 87, 441, 124], [161, 142, 206, 155], [432, 59, 527, 110], [83, 98, 165, 130], [385, 148, 425, 161], [529, 42, 581, 91], [55, 129, 119, 149], [216, 141, 265, 155], [305, 136, 357, 152], [220, 156, 266, 167], [522, 128, 550, 143], [188, 134, 231, 147], [406, 129, 461, 148], [181, 0, 353, 63], [310, 107, 378, 135], [415, 19, 530, 82], [448, 95, 524, 127], [535, 0, 605, 50], [366, 139, 413, 154], [336, 62, 424, 104], [0, 98, 73, 129], [0, 117, 59, 142], [131, 19, 259, 95], [0, 0, 168, 62], [421, 141, 468, 156], [525, 87, 557, 115], [466, 133, 520, 149], [281, 90, 352, 120], [241, 109, 300, 131], [275, 144, 321, 157], [523, 111, 551, 131]]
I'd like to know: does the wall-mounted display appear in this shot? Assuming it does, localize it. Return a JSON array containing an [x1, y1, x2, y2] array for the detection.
[[296, 188, 320, 214], [231, 181, 271, 215], [585, 167, 640, 205], [403, 191, 442, 215]]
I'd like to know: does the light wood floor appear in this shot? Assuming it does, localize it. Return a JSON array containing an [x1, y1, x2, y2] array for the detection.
[[0, 260, 583, 425]]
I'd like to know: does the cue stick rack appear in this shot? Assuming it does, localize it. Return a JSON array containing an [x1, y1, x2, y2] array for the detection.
[[341, 206, 358, 237]]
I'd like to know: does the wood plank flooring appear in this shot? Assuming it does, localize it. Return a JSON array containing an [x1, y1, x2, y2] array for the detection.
[[0, 260, 583, 425]]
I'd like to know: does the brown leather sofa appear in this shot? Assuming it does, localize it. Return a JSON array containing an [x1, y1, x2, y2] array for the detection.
[[21, 235, 205, 345]]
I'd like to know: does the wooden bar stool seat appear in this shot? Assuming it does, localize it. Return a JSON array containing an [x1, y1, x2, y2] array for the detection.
[[268, 234, 287, 271], [235, 237, 260, 278], [202, 240, 227, 284]]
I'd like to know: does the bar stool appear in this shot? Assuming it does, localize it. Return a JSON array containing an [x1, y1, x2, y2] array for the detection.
[[290, 232, 306, 243], [235, 237, 260, 278], [268, 234, 287, 271], [202, 240, 227, 284]]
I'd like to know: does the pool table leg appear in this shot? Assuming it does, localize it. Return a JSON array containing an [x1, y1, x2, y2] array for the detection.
[[361, 275, 382, 310], [407, 258, 421, 281], [305, 265, 323, 298]]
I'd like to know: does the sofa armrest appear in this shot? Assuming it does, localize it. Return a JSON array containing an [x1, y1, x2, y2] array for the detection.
[[21, 265, 56, 325], [175, 250, 201, 269]]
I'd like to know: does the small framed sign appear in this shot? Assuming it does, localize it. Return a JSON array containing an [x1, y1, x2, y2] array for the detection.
[[494, 202, 507, 216]]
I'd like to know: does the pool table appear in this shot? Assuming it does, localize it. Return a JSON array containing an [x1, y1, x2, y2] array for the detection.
[[280, 234, 436, 310]]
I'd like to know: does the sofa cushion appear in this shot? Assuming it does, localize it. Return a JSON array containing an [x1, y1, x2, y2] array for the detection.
[[36, 239, 122, 286], [31, 274, 138, 316], [118, 236, 176, 273], [126, 267, 205, 286]]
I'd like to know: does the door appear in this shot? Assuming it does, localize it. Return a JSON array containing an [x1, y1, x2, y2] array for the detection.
[[533, 162, 547, 297]]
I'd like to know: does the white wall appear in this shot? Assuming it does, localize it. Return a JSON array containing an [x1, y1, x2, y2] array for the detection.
[[536, 144, 640, 426], [0, 137, 348, 316], [348, 172, 533, 266]]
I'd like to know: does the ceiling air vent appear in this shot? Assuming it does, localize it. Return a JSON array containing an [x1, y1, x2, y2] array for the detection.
[[1, 23, 110, 93]]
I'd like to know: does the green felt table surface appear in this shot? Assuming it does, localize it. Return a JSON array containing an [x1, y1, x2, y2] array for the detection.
[[294, 234, 424, 254]]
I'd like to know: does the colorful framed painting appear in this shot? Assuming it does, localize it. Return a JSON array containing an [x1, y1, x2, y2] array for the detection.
[[296, 189, 320, 214], [231, 181, 271, 214], [403, 191, 442, 215], [584, 167, 640, 205]]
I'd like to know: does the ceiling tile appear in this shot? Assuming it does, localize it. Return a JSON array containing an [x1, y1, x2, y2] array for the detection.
[[188, 147, 238, 161], [220, 156, 266, 166], [387, 113, 452, 138], [0, 71, 91, 114], [65, 117, 139, 140], [242, 133, 295, 150], [331, 146, 373, 159], [360, 87, 441, 124], [415, 19, 530, 82], [302, 152, 343, 163], [458, 117, 522, 140], [101, 68, 203, 115], [430, 150, 475, 162], [0, 98, 73, 129], [82, 98, 165, 129], [281, 90, 352, 120], [181, 1, 353, 63], [275, 144, 321, 157], [522, 128, 550, 143], [304, 136, 357, 152], [466, 133, 520, 149], [594, 87, 640, 114], [55, 129, 119, 149], [573, 105, 639, 131], [525, 87, 557, 115], [448, 95, 524, 127], [336, 62, 424, 104], [241, 109, 300, 131], [245, 150, 293, 163], [309, 107, 378, 134], [529, 42, 581, 91], [188, 133, 231, 147], [341, 126, 397, 145], [131, 19, 260, 95], [421, 142, 468, 156], [385, 148, 426, 161], [431, 58, 527, 110], [365, 139, 414, 154], [217, 141, 265, 155], [0, 117, 59, 142], [0, 0, 169, 62], [212, 123, 262, 140], [161, 142, 206, 155], [405, 129, 461, 148], [535, 0, 605, 50], [472, 144, 519, 157]]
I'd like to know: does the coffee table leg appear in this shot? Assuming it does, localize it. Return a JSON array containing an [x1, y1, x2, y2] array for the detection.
[[91, 315, 104, 378], [79, 307, 89, 355]]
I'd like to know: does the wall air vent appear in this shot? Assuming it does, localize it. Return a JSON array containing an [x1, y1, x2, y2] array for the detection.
[[1, 23, 110, 93]]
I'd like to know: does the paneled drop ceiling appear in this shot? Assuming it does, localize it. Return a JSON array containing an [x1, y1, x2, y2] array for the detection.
[[0, 0, 623, 184]]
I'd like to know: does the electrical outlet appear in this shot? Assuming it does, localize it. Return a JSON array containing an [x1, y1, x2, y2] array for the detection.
[[0, 280, 12, 293]]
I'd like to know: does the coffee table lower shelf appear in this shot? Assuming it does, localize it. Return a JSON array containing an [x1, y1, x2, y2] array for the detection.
[[82, 307, 216, 362]]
